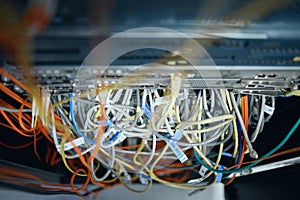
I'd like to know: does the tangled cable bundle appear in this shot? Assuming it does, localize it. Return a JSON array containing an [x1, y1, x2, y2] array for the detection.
[[2, 67, 300, 197], [1, 1, 300, 198]]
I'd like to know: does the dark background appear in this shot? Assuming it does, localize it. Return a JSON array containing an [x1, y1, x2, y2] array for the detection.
[[1, 1, 300, 199]]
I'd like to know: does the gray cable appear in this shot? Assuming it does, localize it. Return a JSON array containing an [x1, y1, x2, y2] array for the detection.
[[204, 122, 233, 147], [203, 89, 213, 118], [153, 122, 231, 147], [250, 96, 265, 142], [229, 92, 258, 159], [0, 106, 31, 113], [188, 90, 202, 120]]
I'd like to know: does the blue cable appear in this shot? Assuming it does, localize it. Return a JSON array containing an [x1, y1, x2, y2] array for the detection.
[[69, 93, 96, 145], [221, 152, 234, 158], [280, 94, 293, 98], [218, 120, 242, 179], [103, 131, 121, 145], [236, 120, 243, 166], [194, 117, 300, 174]]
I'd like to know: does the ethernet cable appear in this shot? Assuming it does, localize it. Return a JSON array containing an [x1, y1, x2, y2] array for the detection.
[[194, 116, 300, 174], [46, 83, 278, 189], [69, 93, 96, 145], [0, 106, 31, 112], [153, 74, 182, 131], [91, 146, 115, 182], [203, 89, 214, 118], [284, 90, 300, 97], [250, 95, 265, 142], [229, 92, 258, 159], [264, 96, 275, 122]]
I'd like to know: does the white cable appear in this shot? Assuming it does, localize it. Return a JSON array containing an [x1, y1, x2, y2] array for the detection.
[[209, 89, 215, 114], [264, 96, 275, 122], [92, 146, 115, 181], [139, 134, 157, 171], [154, 74, 182, 131], [51, 107, 96, 159]]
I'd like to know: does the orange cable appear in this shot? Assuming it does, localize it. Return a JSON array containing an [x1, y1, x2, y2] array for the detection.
[[227, 146, 300, 170], [225, 95, 248, 185]]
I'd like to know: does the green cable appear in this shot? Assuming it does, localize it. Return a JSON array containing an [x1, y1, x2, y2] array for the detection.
[[194, 117, 300, 174]]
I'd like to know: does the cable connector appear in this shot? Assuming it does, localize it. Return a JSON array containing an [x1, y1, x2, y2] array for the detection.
[[58, 137, 85, 152], [124, 174, 132, 184], [139, 173, 151, 185], [250, 150, 258, 159], [96, 88, 109, 104]]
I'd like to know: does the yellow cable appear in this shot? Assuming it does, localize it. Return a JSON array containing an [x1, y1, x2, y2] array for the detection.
[[60, 135, 88, 177], [133, 139, 146, 167], [180, 114, 234, 126], [175, 106, 181, 123], [148, 144, 216, 189], [181, 119, 234, 134], [285, 90, 300, 97], [225, 89, 238, 158]]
